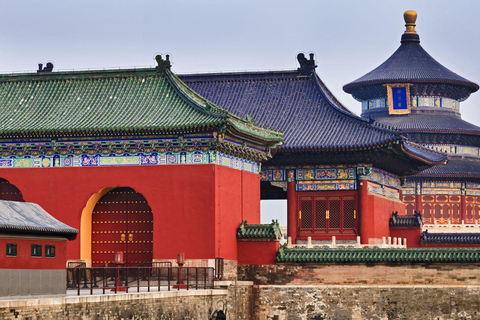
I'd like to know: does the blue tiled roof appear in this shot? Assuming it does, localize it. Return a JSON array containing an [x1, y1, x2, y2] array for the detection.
[[413, 158, 480, 179], [179, 69, 447, 168], [0, 200, 78, 239], [389, 211, 423, 228], [402, 141, 447, 165], [181, 71, 398, 151], [370, 113, 480, 135], [421, 231, 480, 244], [343, 33, 479, 101]]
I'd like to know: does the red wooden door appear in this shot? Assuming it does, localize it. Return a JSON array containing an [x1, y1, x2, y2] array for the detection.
[[299, 193, 357, 236], [91, 187, 153, 267], [0, 179, 24, 201]]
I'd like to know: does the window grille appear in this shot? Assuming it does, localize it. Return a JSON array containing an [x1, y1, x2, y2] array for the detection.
[[31, 244, 42, 257], [45, 245, 56, 258], [6, 243, 17, 256]]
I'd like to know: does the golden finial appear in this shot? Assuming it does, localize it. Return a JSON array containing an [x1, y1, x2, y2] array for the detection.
[[404, 10, 417, 34]]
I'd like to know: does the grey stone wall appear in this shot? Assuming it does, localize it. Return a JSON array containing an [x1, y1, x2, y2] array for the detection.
[[0, 269, 66, 296], [254, 285, 480, 320], [0, 290, 231, 320]]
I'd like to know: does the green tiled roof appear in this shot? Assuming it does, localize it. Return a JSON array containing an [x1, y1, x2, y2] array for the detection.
[[0, 66, 283, 144], [237, 220, 282, 240], [276, 246, 480, 263]]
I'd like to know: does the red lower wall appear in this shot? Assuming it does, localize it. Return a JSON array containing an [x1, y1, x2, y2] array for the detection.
[[0, 238, 67, 269], [359, 181, 405, 243], [237, 241, 279, 265], [0, 164, 260, 263], [390, 228, 422, 248]]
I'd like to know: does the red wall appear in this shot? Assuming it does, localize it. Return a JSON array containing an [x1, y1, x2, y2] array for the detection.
[[237, 241, 279, 265], [359, 181, 405, 243], [215, 167, 260, 260], [0, 238, 67, 269], [390, 228, 422, 248], [0, 164, 260, 262]]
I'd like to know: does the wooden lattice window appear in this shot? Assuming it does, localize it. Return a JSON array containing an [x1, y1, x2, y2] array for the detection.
[[299, 193, 357, 236]]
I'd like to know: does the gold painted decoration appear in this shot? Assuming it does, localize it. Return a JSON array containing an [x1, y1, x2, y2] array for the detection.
[[386, 83, 412, 115]]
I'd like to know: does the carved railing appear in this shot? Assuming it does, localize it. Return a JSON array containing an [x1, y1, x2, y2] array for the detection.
[[287, 235, 407, 249], [423, 220, 480, 233]]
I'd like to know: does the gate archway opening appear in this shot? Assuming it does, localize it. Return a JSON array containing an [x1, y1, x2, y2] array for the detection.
[[80, 187, 153, 266], [0, 178, 24, 201]]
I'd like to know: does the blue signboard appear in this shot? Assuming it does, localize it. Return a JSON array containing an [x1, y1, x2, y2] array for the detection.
[[392, 87, 407, 110]]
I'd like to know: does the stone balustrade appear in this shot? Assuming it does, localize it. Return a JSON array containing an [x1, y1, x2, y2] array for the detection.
[[286, 236, 407, 249], [423, 220, 480, 233]]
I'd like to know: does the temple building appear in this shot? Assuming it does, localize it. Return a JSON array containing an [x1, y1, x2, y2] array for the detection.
[[343, 11, 480, 234], [1, 10, 476, 274], [180, 54, 445, 246], [0, 55, 283, 270]]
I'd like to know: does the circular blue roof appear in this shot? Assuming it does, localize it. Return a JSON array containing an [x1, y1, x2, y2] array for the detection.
[[343, 32, 479, 101]]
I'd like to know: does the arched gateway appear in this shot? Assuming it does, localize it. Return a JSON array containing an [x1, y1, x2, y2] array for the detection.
[[91, 187, 153, 266]]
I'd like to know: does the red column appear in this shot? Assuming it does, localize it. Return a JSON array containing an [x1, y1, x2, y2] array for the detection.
[[287, 180, 298, 244], [461, 183, 466, 223], [415, 182, 422, 216], [358, 179, 371, 244]]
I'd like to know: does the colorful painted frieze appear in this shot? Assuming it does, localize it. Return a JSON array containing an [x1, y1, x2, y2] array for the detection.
[[296, 180, 356, 191], [0, 151, 260, 174], [367, 182, 400, 199]]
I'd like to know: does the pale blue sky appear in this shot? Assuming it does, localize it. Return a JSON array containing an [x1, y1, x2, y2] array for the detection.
[[2, 1, 479, 225], [1, 0, 479, 126]]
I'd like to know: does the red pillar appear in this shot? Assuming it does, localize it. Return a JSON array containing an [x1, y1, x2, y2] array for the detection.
[[415, 182, 423, 218], [358, 178, 371, 244], [287, 180, 298, 244], [461, 195, 467, 223]]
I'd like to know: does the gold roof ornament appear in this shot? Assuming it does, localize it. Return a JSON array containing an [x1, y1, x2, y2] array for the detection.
[[404, 10, 417, 34]]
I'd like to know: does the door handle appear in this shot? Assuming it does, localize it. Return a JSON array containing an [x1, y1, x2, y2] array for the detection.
[[129, 233, 133, 241]]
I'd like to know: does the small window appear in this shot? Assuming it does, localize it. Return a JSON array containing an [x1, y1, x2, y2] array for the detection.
[[31, 244, 42, 257], [45, 245, 55, 258], [6, 243, 17, 256]]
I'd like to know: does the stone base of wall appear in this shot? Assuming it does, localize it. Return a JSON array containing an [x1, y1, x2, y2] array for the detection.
[[0, 290, 229, 320], [254, 285, 480, 320]]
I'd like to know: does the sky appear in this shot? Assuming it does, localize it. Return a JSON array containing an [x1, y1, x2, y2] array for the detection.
[[1, 0, 479, 224]]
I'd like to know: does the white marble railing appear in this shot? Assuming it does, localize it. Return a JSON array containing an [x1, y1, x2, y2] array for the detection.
[[422, 220, 480, 233], [286, 236, 407, 249]]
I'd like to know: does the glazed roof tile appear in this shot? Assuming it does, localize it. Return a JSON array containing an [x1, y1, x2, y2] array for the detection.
[[237, 220, 282, 240], [389, 211, 423, 228], [180, 71, 402, 150], [0, 67, 282, 143], [343, 33, 479, 101], [0, 200, 78, 239], [371, 113, 480, 134], [421, 231, 480, 244], [413, 158, 480, 179], [180, 70, 447, 168], [276, 246, 480, 263]]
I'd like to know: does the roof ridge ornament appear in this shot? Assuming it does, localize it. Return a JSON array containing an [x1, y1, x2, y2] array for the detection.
[[155, 54, 172, 74], [404, 10, 417, 34], [401, 11, 420, 43], [297, 53, 317, 75]]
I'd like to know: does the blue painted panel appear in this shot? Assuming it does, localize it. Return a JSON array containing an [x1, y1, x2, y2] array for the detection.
[[392, 87, 407, 110]]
